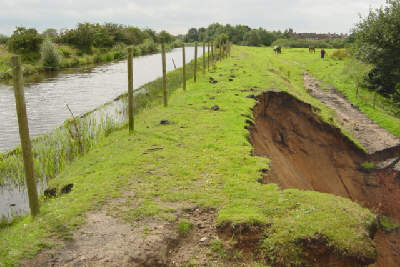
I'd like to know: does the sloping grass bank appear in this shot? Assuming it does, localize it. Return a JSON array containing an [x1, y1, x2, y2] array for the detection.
[[0, 46, 377, 266]]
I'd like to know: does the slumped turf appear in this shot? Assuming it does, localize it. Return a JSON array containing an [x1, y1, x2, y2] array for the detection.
[[0, 46, 377, 266]]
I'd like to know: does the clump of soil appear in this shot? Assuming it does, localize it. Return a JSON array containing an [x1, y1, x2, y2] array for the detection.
[[249, 91, 400, 267]]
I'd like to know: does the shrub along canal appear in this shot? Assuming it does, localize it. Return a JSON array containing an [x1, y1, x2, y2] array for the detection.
[[0, 47, 204, 221]]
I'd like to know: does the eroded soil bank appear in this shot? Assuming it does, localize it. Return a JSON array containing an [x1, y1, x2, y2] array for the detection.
[[250, 91, 400, 267]]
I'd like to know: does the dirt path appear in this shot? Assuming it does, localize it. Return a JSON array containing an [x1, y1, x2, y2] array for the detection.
[[21, 205, 253, 267], [304, 72, 400, 156], [21, 210, 180, 267]]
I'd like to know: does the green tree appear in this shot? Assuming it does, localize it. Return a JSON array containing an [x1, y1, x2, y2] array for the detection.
[[42, 28, 58, 39], [58, 23, 95, 52], [143, 28, 158, 43], [7, 27, 43, 55], [353, 0, 400, 103], [123, 26, 146, 45], [0, 34, 8, 44], [158, 30, 174, 43], [186, 28, 198, 42], [243, 30, 261, 46]]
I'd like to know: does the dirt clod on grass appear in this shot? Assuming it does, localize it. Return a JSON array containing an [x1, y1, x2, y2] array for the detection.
[[250, 91, 400, 267]]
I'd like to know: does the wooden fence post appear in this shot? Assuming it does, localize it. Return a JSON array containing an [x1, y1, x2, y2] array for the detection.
[[194, 42, 198, 82], [211, 42, 214, 61], [182, 44, 186, 91], [161, 43, 167, 107], [127, 47, 134, 132], [207, 42, 210, 72], [11, 56, 40, 217], [219, 42, 222, 61], [203, 42, 206, 74]]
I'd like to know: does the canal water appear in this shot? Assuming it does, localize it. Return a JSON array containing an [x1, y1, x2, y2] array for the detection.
[[0, 47, 203, 220]]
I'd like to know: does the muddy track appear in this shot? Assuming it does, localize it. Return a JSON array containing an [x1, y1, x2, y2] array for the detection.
[[304, 72, 400, 170], [21, 207, 226, 267], [250, 91, 400, 267]]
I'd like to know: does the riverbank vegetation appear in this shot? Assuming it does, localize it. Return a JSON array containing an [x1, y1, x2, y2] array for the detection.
[[0, 46, 379, 266], [0, 23, 179, 80]]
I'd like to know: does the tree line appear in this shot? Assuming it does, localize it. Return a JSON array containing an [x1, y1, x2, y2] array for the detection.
[[3, 23, 177, 57], [182, 23, 348, 48]]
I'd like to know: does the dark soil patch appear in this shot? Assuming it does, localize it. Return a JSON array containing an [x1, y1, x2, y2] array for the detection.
[[297, 234, 374, 267], [249, 91, 400, 267]]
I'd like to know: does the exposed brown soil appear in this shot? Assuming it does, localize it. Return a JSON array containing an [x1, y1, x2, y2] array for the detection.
[[250, 91, 400, 267], [21, 210, 180, 267], [22, 206, 257, 267]]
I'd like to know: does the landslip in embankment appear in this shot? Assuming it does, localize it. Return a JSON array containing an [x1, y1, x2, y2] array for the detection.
[[250, 91, 400, 267]]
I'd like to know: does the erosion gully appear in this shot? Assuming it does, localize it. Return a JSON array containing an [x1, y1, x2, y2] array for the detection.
[[0, 47, 203, 220], [250, 91, 400, 267]]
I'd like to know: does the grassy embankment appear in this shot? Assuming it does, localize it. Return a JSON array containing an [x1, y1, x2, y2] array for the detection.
[[0, 46, 378, 266], [270, 47, 400, 138]]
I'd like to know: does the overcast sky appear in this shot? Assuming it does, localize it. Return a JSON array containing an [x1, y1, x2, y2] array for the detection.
[[0, 0, 386, 35]]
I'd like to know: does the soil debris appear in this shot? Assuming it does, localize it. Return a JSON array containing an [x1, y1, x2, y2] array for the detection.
[[211, 105, 220, 111], [60, 184, 73, 195], [209, 77, 218, 84]]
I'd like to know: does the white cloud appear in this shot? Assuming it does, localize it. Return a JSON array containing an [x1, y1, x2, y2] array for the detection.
[[0, 0, 386, 35]]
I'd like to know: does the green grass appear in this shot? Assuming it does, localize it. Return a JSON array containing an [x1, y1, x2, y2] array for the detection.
[[379, 216, 399, 233], [361, 161, 375, 170], [0, 46, 378, 266], [177, 219, 193, 237]]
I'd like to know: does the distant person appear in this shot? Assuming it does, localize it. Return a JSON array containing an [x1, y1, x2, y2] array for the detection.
[[321, 49, 326, 59]]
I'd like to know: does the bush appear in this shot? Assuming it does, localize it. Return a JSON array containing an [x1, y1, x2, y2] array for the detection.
[[331, 49, 348, 60], [139, 38, 158, 54], [7, 27, 43, 55], [172, 39, 184, 48], [41, 39, 62, 70], [177, 220, 193, 236], [59, 47, 73, 58], [352, 0, 400, 103], [57, 23, 95, 53], [0, 34, 9, 44]]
